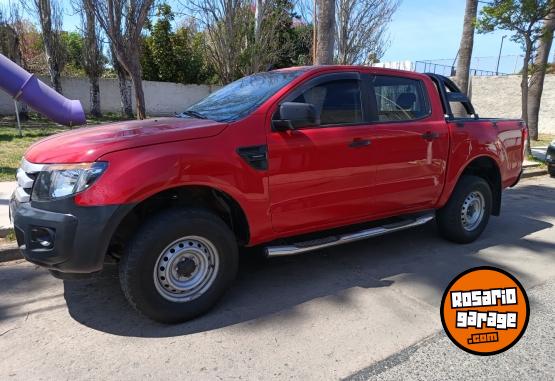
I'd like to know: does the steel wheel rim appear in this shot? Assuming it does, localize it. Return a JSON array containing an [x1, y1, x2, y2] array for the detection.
[[461, 190, 485, 231], [153, 236, 220, 302]]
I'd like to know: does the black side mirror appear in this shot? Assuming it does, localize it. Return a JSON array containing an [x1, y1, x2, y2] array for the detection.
[[272, 102, 318, 131]]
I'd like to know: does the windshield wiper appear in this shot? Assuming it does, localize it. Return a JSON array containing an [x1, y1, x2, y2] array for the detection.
[[179, 110, 207, 119]]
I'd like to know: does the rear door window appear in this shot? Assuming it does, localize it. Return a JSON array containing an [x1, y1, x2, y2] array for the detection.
[[370, 76, 430, 122]]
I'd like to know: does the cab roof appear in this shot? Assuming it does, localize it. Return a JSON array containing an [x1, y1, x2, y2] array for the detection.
[[273, 65, 427, 79]]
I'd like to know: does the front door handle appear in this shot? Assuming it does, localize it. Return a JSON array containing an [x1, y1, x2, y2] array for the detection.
[[421, 131, 439, 141], [349, 138, 371, 148]]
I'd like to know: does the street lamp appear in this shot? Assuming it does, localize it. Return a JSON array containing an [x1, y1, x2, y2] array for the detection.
[[496, 35, 507, 75]]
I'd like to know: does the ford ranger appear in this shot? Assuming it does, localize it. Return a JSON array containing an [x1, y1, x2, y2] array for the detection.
[[10, 66, 526, 323]]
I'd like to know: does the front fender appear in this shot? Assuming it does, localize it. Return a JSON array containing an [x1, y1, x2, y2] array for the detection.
[[74, 135, 272, 243]]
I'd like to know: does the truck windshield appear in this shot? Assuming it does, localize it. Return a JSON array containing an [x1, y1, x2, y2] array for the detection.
[[180, 70, 304, 122]]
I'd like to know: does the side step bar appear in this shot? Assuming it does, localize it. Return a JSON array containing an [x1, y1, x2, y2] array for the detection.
[[265, 213, 435, 257]]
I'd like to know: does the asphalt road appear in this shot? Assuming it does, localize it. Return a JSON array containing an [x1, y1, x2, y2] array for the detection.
[[348, 279, 555, 381], [1, 175, 554, 380]]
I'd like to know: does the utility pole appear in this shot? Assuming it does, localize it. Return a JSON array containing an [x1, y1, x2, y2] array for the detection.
[[496, 35, 507, 75]]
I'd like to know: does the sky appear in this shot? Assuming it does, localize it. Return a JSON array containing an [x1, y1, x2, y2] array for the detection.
[[0, 0, 540, 74], [381, 0, 526, 73]]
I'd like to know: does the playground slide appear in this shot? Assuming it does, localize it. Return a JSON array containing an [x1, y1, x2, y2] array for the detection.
[[0, 53, 86, 126]]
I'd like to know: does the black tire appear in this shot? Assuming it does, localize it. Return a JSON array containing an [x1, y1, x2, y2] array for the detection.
[[549, 169, 555, 178], [119, 208, 238, 324], [436, 175, 492, 244]]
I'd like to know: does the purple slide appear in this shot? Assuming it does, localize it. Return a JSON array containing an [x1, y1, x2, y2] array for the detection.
[[0, 53, 86, 126]]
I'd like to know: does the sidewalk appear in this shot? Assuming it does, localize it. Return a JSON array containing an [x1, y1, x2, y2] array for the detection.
[[531, 146, 547, 162], [0, 181, 16, 236]]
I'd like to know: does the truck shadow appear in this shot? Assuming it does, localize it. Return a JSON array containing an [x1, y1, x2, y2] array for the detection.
[[62, 182, 555, 337]]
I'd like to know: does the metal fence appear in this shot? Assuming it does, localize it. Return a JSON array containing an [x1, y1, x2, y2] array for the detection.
[[419, 55, 525, 75], [413, 61, 504, 77]]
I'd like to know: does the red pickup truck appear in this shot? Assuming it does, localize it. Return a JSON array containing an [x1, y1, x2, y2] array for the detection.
[[10, 66, 526, 323]]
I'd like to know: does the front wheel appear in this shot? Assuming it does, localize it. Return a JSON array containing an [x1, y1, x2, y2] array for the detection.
[[119, 208, 238, 323], [436, 175, 492, 244]]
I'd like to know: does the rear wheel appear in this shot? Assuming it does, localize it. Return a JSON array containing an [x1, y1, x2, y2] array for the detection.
[[119, 208, 238, 323], [437, 175, 492, 244]]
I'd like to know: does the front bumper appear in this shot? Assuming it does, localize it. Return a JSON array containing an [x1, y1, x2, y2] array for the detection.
[[10, 196, 133, 274]]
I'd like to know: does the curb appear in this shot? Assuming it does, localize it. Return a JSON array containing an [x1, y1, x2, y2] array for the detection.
[[521, 167, 548, 179], [0, 242, 22, 263]]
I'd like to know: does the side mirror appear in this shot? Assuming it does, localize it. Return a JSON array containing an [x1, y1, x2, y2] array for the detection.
[[272, 102, 318, 131]]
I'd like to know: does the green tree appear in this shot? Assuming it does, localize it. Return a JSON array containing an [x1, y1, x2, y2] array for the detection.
[[150, 3, 177, 82], [238, 0, 308, 75], [477, 0, 552, 146], [265, 0, 308, 68], [61, 31, 84, 75], [141, 4, 214, 84], [188, 30, 217, 83], [172, 26, 215, 84], [140, 35, 158, 81], [171, 26, 189, 82], [141, 5, 217, 85], [280, 23, 313, 67]]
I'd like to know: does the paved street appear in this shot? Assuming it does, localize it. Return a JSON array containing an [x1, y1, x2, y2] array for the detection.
[[1, 175, 554, 380], [348, 279, 555, 381]]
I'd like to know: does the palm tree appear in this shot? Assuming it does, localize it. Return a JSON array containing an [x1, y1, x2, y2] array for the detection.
[[454, 0, 479, 95], [314, 0, 335, 64], [527, 2, 555, 141]]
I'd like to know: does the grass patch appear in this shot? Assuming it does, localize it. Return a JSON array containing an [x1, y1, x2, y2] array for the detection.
[[1, 228, 16, 243], [86, 112, 130, 124], [531, 134, 555, 147], [527, 154, 547, 168], [0, 125, 65, 181], [1, 112, 129, 125], [0, 113, 133, 182]]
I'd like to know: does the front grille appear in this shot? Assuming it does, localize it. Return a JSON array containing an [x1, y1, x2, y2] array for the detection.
[[14, 158, 45, 202]]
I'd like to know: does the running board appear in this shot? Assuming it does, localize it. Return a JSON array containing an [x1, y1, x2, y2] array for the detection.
[[265, 213, 435, 257]]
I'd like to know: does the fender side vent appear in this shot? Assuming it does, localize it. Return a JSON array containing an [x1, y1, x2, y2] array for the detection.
[[237, 145, 268, 171]]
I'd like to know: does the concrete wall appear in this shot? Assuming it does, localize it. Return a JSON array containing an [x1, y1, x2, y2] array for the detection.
[[0, 76, 220, 116], [1, 74, 554, 134], [470, 74, 555, 134]]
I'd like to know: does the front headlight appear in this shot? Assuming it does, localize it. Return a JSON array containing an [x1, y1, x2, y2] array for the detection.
[[32, 162, 108, 201]]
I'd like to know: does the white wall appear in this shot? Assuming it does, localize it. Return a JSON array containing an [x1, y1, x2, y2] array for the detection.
[[470, 75, 555, 134], [0, 76, 220, 116]]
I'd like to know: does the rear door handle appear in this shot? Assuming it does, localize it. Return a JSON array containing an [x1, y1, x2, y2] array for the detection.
[[421, 131, 439, 141], [349, 138, 371, 148]]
